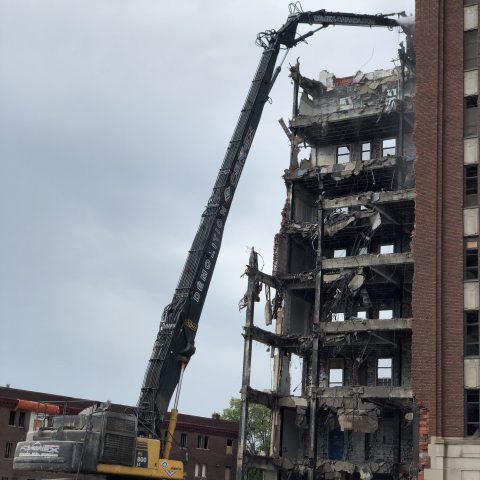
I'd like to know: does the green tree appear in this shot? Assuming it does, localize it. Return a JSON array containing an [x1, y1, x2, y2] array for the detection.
[[221, 397, 271, 456]]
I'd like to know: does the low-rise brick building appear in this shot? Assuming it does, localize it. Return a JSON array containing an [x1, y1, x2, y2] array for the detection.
[[0, 386, 237, 480]]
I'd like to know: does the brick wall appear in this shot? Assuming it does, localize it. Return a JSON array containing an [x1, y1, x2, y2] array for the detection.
[[413, 0, 465, 438]]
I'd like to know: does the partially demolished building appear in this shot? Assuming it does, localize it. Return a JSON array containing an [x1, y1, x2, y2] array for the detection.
[[238, 54, 416, 480], [237, 1, 480, 478]]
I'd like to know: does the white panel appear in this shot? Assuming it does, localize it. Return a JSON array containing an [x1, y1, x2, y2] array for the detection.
[[465, 70, 478, 96], [465, 358, 480, 388], [464, 208, 479, 236], [465, 5, 478, 31], [464, 282, 479, 310], [464, 137, 479, 165], [462, 471, 480, 480], [313, 145, 336, 167]]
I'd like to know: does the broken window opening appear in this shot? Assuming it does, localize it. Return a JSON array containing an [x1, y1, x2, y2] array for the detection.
[[464, 30, 478, 71], [362, 142, 372, 161], [465, 165, 478, 207], [356, 311, 367, 319], [332, 312, 345, 322], [379, 309, 393, 320], [337, 145, 350, 164], [290, 354, 303, 395], [382, 138, 397, 156], [328, 358, 344, 387], [466, 311, 480, 356], [359, 247, 368, 255], [377, 358, 393, 386], [334, 249, 347, 258], [466, 389, 480, 436], [380, 244, 395, 254], [465, 238, 479, 280], [464, 96, 478, 137]]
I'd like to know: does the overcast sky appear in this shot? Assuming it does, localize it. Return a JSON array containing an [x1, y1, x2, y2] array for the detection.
[[0, 0, 414, 417]]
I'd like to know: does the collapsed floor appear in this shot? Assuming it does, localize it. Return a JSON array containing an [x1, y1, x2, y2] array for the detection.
[[237, 44, 417, 480]]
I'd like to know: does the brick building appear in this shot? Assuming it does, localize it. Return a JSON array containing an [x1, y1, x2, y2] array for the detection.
[[235, 1, 480, 479], [0, 387, 237, 480]]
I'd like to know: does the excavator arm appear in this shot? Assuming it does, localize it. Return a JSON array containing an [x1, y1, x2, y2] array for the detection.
[[136, 7, 411, 438]]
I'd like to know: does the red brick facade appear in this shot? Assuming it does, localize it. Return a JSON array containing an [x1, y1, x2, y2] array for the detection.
[[413, 0, 465, 438]]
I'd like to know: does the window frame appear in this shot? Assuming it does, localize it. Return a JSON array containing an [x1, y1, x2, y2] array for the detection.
[[180, 432, 188, 449], [4, 442, 13, 459], [8, 411, 15, 426], [465, 164, 478, 207], [377, 357, 393, 386], [361, 142, 372, 161], [382, 138, 397, 157], [466, 389, 480, 436], [466, 311, 480, 356], [465, 237, 479, 280], [336, 145, 351, 164]]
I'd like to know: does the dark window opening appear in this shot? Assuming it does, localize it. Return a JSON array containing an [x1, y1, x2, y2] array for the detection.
[[466, 389, 480, 436], [464, 96, 478, 137], [8, 411, 15, 426], [4, 442, 12, 459], [336, 146, 350, 164], [465, 238, 479, 280], [466, 311, 480, 356], [226, 438, 233, 454], [18, 412, 25, 428], [464, 30, 478, 70], [197, 435, 209, 449], [465, 165, 478, 206], [180, 433, 187, 448]]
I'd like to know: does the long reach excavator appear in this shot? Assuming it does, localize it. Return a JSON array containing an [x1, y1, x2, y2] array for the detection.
[[13, 6, 412, 480]]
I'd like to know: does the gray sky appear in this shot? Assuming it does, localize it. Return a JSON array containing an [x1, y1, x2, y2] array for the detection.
[[0, 0, 414, 417]]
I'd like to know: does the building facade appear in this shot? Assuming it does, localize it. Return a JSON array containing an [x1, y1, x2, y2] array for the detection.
[[0, 387, 237, 480], [236, 1, 480, 479]]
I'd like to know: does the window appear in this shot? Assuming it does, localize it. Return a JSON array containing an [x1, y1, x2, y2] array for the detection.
[[334, 249, 346, 258], [361, 142, 371, 161], [382, 138, 396, 156], [8, 411, 15, 426], [465, 238, 479, 279], [197, 435, 209, 449], [464, 96, 478, 137], [225, 467, 232, 480], [328, 359, 344, 387], [465, 30, 478, 70], [336, 146, 350, 164], [195, 464, 207, 479], [356, 311, 367, 319], [18, 412, 25, 428], [466, 311, 480, 356], [226, 438, 233, 455], [466, 389, 480, 436], [465, 165, 478, 206], [180, 433, 187, 448], [465, 0, 478, 5], [4, 442, 13, 459], [379, 309, 393, 320], [380, 244, 394, 254], [332, 312, 345, 322], [377, 358, 393, 386]]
